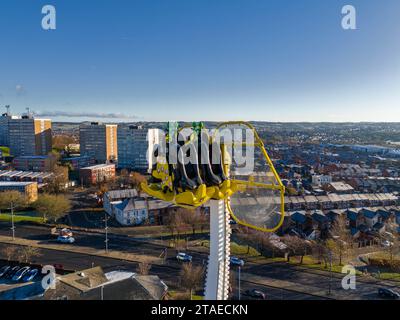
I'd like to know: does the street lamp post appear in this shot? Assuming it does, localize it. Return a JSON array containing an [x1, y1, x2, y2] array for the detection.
[[10, 203, 15, 240], [104, 212, 109, 253], [328, 251, 333, 295]]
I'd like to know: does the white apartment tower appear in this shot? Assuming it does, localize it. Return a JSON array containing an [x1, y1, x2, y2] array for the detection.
[[117, 125, 162, 172]]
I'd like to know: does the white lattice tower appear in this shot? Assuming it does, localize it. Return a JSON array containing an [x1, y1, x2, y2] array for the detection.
[[204, 199, 232, 300]]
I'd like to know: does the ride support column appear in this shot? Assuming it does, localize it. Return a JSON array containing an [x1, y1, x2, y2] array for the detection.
[[204, 199, 231, 300]]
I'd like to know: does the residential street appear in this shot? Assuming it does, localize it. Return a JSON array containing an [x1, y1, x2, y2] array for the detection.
[[0, 222, 398, 300]]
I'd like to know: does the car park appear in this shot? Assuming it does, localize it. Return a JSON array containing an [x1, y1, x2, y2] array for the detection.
[[12, 266, 30, 281], [176, 252, 192, 262], [22, 268, 39, 282], [378, 288, 400, 299], [230, 257, 245, 267], [0, 265, 11, 278]]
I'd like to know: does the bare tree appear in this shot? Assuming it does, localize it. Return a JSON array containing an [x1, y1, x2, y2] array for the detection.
[[328, 215, 353, 265], [180, 263, 204, 300], [19, 246, 41, 263], [0, 246, 20, 261], [118, 169, 131, 187], [177, 208, 205, 236], [282, 235, 311, 264], [311, 241, 330, 268], [236, 228, 278, 257], [137, 262, 152, 275], [46, 163, 69, 195], [130, 172, 147, 189], [168, 210, 188, 244], [382, 221, 400, 262]]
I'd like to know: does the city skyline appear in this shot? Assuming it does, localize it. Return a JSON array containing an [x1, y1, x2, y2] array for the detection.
[[1, 0, 400, 122]]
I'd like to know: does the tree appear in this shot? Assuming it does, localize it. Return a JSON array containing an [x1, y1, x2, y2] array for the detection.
[[382, 221, 400, 262], [0, 190, 27, 239], [235, 228, 279, 258], [33, 193, 71, 223], [0, 190, 27, 211], [137, 262, 152, 275], [96, 182, 109, 200], [0, 246, 19, 261], [130, 172, 146, 189], [118, 169, 131, 187], [167, 210, 188, 243], [180, 263, 204, 300], [282, 235, 311, 264], [311, 241, 330, 268], [19, 246, 41, 263], [46, 164, 69, 195], [177, 208, 205, 236], [52, 135, 76, 153], [328, 215, 353, 265]]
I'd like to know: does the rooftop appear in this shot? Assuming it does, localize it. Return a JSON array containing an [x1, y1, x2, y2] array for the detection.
[[81, 164, 115, 170], [0, 181, 37, 187], [329, 182, 354, 192]]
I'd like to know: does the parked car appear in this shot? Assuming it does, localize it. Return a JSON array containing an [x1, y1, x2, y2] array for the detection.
[[176, 252, 192, 262], [243, 289, 267, 300], [378, 288, 400, 299], [57, 235, 75, 244], [0, 265, 11, 278], [51, 227, 73, 238], [60, 228, 73, 237], [12, 266, 30, 281], [230, 257, 245, 267], [22, 269, 39, 282], [5, 266, 20, 279], [381, 240, 394, 248]]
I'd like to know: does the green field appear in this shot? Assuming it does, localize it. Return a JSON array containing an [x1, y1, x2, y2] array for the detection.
[[0, 146, 10, 157], [0, 211, 43, 223], [201, 240, 261, 256]]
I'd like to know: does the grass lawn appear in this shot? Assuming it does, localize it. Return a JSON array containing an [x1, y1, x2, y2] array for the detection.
[[201, 240, 260, 257], [377, 272, 400, 282], [287, 255, 363, 275], [0, 210, 43, 223], [0, 146, 10, 157]]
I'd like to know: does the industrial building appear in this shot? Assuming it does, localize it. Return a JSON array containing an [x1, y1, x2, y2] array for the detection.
[[0, 181, 38, 202], [0, 170, 54, 184]]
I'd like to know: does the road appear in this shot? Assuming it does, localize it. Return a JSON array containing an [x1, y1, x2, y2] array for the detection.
[[0, 222, 397, 300]]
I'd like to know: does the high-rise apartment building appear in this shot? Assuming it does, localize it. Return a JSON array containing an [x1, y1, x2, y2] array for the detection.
[[8, 115, 52, 157], [79, 122, 118, 163], [0, 107, 20, 147], [0, 114, 11, 147], [117, 125, 162, 172]]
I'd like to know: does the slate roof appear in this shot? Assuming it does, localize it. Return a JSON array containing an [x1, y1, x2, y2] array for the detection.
[[312, 210, 328, 223], [290, 211, 307, 224]]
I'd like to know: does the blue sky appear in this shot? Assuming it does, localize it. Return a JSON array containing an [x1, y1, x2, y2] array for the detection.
[[0, 0, 399, 122]]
